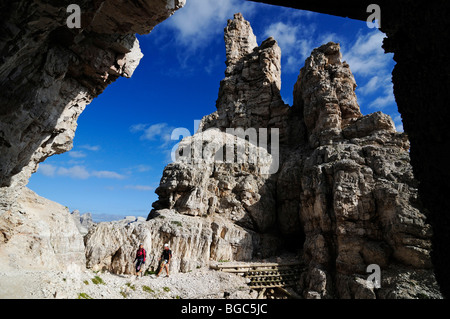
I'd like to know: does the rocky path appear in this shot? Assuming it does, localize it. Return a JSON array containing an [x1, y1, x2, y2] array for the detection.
[[0, 266, 256, 299]]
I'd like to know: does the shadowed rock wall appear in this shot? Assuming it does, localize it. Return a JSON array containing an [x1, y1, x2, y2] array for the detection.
[[251, 0, 450, 299]]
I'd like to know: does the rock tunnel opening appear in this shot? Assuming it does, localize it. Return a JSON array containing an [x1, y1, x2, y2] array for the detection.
[[2, 0, 445, 299]]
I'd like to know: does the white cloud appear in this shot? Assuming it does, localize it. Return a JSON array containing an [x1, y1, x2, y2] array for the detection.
[[124, 185, 154, 191], [263, 21, 314, 73], [286, 8, 318, 19], [142, 123, 170, 141], [262, 19, 339, 74], [358, 75, 381, 96], [38, 163, 57, 177], [357, 73, 396, 110], [67, 145, 100, 160], [341, 31, 390, 77], [164, 0, 256, 50], [123, 164, 152, 176], [91, 170, 126, 180], [79, 144, 101, 151], [57, 165, 90, 179], [130, 122, 176, 148], [130, 123, 148, 133], [338, 29, 397, 112], [135, 165, 151, 172], [68, 151, 87, 158], [264, 22, 298, 49], [37, 164, 125, 180], [368, 91, 395, 109], [204, 55, 221, 74], [352, 32, 385, 56]]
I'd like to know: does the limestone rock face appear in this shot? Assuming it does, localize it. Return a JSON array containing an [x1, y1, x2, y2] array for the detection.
[[71, 210, 95, 236], [141, 14, 438, 298], [84, 129, 283, 274], [224, 13, 258, 66], [84, 209, 262, 274], [153, 129, 278, 232], [0, 0, 185, 273], [293, 42, 364, 147], [200, 13, 290, 142], [282, 41, 439, 298], [0, 188, 85, 272]]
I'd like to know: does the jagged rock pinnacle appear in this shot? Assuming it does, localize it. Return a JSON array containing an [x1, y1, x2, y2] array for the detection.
[[199, 13, 289, 139], [224, 13, 258, 66]]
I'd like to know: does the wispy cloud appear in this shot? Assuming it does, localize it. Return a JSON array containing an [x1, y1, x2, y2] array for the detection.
[[262, 18, 339, 74], [134, 164, 152, 173], [92, 170, 126, 180], [123, 164, 152, 177], [79, 144, 101, 151], [164, 0, 257, 50], [68, 150, 87, 159], [263, 21, 311, 73], [367, 92, 396, 110], [357, 73, 395, 110], [39, 163, 58, 177], [57, 165, 91, 179], [69, 144, 101, 158], [342, 31, 390, 77], [38, 164, 126, 180], [130, 122, 176, 148], [340, 30, 396, 111], [124, 185, 154, 191], [358, 75, 382, 96]]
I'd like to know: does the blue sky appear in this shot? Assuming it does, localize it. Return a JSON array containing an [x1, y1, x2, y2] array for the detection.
[[28, 0, 402, 222]]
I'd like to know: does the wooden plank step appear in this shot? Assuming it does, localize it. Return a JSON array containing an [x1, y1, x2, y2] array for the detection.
[[249, 278, 299, 284], [248, 282, 296, 289], [211, 261, 303, 270], [245, 269, 302, 275], [217, 267, 303, 273], [245, 274, 301, 279]]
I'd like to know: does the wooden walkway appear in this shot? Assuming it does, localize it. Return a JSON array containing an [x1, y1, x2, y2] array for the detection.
[[210, 261, 305, 289]]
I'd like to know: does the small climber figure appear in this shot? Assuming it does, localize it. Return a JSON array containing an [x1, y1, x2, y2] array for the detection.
[[156, 243, 172, 278]]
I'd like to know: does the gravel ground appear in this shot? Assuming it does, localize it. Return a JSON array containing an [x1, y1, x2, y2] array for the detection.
[[0, 266, 257, 299]]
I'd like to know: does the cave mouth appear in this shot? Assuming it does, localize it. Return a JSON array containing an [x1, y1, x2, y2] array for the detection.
[[0, 0, 447, 301], [281, 230, 306, 254], [25, 2, 400, 225]]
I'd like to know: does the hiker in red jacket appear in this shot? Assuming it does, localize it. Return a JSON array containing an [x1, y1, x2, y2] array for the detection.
[[134, 243, 146, 278]]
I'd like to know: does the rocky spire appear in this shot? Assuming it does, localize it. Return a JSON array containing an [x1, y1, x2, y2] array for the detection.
[[224, 13, 258, 68], [201, 13, 289, 142], [293, 42, 366, 146]]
